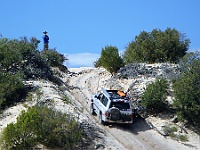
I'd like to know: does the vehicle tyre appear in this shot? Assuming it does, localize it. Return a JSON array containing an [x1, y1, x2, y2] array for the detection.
[[90, 104, 95, 115]]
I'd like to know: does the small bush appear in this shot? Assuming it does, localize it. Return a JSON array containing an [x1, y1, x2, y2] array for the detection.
[[63, 96, 71, 104], [0, 106, 82, 150], [163, 125, 178, 138], [162, 125, 188, 142], [0, 108, 42, 149], [178, 135, 188, 142], [0, 72, 25, 109]]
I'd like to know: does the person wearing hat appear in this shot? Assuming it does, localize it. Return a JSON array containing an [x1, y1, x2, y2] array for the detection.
[[43, 31, 49, 50]]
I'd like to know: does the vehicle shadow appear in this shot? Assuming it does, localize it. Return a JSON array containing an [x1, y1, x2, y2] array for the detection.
[[106, 116, 152, 135]]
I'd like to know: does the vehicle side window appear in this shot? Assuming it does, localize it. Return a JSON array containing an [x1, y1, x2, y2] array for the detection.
[[98, 93, 103, 100], [99, 95, 104, 103], [101, 95, 108, 107], [110, 102, 130, 110]]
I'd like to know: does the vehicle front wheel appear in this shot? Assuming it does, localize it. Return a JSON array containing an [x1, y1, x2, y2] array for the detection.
[[98, 113, 102, 124], [90, 104, 95, 115], [98, 113, 105, 125]]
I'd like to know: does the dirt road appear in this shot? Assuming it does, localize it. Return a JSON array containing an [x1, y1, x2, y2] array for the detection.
[[67, 68, 196, 150]]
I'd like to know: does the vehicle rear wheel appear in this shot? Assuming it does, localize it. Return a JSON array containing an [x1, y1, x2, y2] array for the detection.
[[90, 104, 95, 115]]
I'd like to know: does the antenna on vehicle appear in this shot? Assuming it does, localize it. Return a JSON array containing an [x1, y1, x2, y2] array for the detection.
[[96, 73, 103, 94]]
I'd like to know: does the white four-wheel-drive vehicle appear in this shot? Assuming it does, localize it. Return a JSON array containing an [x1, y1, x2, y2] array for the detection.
[[90, 88, 134, 124]]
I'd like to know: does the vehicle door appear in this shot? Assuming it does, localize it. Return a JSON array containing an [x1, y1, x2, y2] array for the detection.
[[99, 95, 109, 117], [94, 93, 103, 111]]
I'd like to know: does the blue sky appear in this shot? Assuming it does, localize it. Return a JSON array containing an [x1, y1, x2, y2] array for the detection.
[[1, 0, 199, 68]]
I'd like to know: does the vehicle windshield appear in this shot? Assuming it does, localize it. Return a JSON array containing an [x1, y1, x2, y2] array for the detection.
[[110, 101, 130, 110]]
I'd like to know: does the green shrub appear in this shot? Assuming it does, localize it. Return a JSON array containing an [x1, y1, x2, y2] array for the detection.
[[0, 37, 40, 73], [96, 46, 124, 74], [141, 78, 168, 112], [63, 95, 71, 104], [178, 135, 188, 142], [0, 108, 42, 149], [123, 28, 190, 64], [40, 49, 67, 67], [0, 36, 68, 109], [163, 125, 178, 138], [0, 72, 25, 109], [93, 57, 102, 68], [173, 52, 200, 128], [0, 106, 82, 150], [162, 125, 188, 142], [37, 106, 82, 149], [0, 38, 23, 72]]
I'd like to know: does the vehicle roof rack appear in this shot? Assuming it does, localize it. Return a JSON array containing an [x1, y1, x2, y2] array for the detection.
[[101, 88, 128, 100]]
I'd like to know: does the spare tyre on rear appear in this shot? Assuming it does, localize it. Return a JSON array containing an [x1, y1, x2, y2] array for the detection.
[[109, 107, 121, 121]]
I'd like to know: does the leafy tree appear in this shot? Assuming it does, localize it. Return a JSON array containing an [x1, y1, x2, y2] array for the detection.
[[141, 78, 168, 112], [123, 28, 190, 63], [97, 46, 124, 73], [173, 52, 200, 127]]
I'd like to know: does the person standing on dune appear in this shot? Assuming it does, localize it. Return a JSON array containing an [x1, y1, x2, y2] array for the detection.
[[43, 31, 49, 50]]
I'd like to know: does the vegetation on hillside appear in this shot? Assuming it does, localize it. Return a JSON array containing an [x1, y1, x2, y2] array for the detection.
[[0, 36, 67, 110], [95, 28, 190, 74], [173, 52, 200, 129], [0, 36, 87, 149]]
